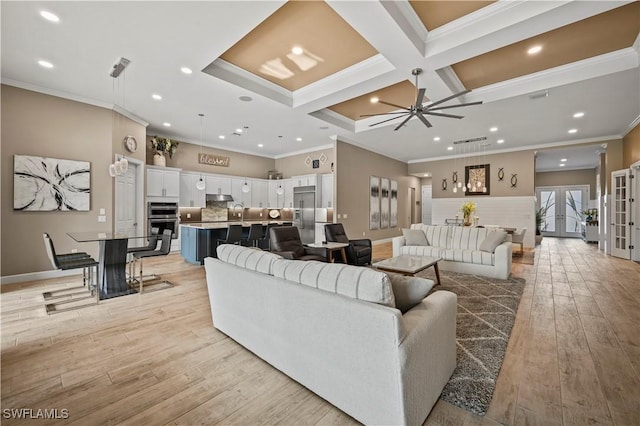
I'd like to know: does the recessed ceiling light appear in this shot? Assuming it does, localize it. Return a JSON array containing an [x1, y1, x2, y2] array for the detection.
[[38, 60, 53, 69], [163, 122, 171, 127], [568, 128, 578, 134], [218, 135, 225, 140], [258, 144, 263, 148], [180, 67, 192, 74], [370, 97, 379, 104], [40, 11, 60, 22], [433, 137, 440, 142], [497, 139, 505, 144], [239, 96, 253, 102], [447, 146, 453, 151], [151, 94, 162, 100], [236, 128, 243, 133], [527, 45, 542, 55], [573, 112, 584, 118], [561, 158, 567, 162], [291, 46, 304, 55], [559, 163, 566, 167], [489, 127, 498, 132], [296, 137, 302, 142]]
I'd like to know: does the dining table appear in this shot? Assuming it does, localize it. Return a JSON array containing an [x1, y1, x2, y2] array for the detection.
[[67, 231, 147, 300]]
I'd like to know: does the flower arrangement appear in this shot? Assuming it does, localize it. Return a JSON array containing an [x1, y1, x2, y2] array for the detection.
[[461, 201, 476, 217], [150, 136, 179, 158]]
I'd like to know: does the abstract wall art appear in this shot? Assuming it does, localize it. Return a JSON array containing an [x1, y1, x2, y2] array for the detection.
[[380, 178, 390, 229], [390, 179, 398, 228], [13, 155, 90, 211], [369, 176, 380, 230]]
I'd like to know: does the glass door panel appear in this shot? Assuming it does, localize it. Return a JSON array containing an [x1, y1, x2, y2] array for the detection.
[[564, 189, 584, 237], [537, 186, 589, 238], [539, 189, 557, 235], [611, 170, 630, 259]]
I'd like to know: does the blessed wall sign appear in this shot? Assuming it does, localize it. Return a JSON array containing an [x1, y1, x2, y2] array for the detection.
[[198, 153, 230, 167]]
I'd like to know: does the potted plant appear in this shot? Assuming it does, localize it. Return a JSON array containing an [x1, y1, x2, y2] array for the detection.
[[150, 136, 179, 166], [460, 201, 476, 226]]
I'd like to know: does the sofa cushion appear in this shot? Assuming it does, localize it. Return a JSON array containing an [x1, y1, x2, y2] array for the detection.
[[402, 228, 428, 246], [272, 259, 396, 308], [217, 244, 282, 274], [450, 227, 493, 250], [442, 249, 495, 266], [410, 224, 451, 248], [479, 230, 507, 253], [399, 245, 443, 258], [386, 273, 434, 313]]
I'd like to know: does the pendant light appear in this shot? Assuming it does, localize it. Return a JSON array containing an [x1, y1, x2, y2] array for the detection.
[[241, 125, 250, 193], [109, 58, 130, 178], [276, 135, 284, 195], [196, 113, 206, 191]]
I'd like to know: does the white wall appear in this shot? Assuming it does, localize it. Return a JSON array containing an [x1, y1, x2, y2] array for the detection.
[[432, 196, 536, 248]]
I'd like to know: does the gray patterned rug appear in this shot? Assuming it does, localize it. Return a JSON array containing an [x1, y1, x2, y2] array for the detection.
[[416, 269, 526, 416]]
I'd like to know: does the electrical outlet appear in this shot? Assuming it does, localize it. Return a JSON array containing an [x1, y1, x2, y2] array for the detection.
[[343, 214, 348, 219], [362, 232, 365, 236], [98, 215, 106, 222], [99, 208, 106, 215], [237, 212, 241, 217], [71, 248, 78, 253], [337, 214, 341, 219], [260, 212, 263, 217], [186, 213, 191, 219]]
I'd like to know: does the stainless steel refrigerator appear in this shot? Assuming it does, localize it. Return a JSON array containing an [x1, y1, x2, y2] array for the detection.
[[293, 186, 315, 244]]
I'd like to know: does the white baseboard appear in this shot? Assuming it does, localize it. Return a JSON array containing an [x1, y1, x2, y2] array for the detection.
[[1, 269, 81, 285]]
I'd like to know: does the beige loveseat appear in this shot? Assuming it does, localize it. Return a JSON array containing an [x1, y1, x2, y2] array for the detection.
[[392, 224, 512, 279], [205, 244, 457, 425]]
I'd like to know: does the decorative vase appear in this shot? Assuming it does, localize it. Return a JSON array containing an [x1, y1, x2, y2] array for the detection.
[[153, 153, 166, 166], [464, 214, 472, 226]]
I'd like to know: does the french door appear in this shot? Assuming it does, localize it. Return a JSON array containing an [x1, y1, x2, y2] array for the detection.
[[610, 169, 632, 259], [536, 185, 589, 238]]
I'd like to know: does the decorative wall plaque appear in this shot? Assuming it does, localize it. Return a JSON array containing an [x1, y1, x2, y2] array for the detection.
[[198, 153, 230, 167]]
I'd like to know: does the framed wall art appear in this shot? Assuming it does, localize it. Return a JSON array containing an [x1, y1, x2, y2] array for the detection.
[[13, 155, 90, 211], [390, 179, 398, 228], [380, 178, 390, 229], [369, 176, 380, 230], [465, 164, 490, 196]]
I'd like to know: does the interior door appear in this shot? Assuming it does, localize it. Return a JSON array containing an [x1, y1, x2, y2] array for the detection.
[[536, 185, 588, 238], [421, 185, 432, 225], [115, 164, 138, 238], [611, 169, 631, 259]]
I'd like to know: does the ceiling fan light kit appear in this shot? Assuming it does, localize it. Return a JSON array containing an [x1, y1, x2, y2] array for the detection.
[[362, 68, 483, 131]]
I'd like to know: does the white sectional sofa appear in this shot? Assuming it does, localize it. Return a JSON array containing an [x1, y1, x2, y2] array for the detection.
[[393, 224, 512, 279], [205, 244, 457, 425]]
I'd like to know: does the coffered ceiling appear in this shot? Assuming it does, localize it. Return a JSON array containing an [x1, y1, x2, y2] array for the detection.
[[1, 1, 638, 172]]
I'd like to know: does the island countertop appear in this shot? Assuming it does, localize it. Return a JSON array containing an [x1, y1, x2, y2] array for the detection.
[[180, 221, 288, 230]]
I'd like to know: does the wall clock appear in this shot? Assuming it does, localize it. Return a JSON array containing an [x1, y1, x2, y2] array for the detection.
[[123, 135, 137, 152]]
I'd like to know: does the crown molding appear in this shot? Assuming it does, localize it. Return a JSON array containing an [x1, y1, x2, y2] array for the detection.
[[273, 143, 335, 160], [623, 115, 640, 137], [2, 78, 111, 109]]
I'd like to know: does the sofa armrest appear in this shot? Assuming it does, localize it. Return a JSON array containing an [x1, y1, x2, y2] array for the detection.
[[349, 238, 371, 248], [392, 236, 406, 257], [493, 242, 512, 280]]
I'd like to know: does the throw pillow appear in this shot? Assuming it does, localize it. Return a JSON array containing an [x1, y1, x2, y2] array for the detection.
[[386, 272, 434, 313], [402, 228, 428, 246], [478, 230, 507, 253]]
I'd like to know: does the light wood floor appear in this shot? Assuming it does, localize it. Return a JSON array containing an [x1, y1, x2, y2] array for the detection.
[[1, 239, 639, 425]]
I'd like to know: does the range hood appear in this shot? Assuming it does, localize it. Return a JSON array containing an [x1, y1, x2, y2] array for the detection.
[[206, 194, 234, 202]]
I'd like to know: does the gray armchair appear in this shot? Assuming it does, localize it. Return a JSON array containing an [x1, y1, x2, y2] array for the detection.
[[324, 223, 372, 266], [269, 226, 326, 262]]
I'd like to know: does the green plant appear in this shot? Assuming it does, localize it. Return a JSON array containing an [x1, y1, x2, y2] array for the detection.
[[535, 208, 544, 235], [150, 137, 179, 158], [460, 201, 476, 217]]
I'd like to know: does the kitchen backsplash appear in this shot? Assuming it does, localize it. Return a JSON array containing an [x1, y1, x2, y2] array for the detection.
[[180, 207, 295, 223]]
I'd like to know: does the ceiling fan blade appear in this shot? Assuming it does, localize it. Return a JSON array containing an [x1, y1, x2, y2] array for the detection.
[[417, 113, 432, 128], [415, 88, 426, 108], [359, 111, 410, 117], [425, 89, 471, 109], [377, 100, 411, 111], [425, 100, 483, 111], [424, 111, 464, 119], [368, 113, 410, 127], [394, 113, 415, 131]]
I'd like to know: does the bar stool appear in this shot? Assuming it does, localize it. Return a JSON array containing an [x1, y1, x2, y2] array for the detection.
[[259, 223, 281, 250], [217, 224, 243, 250], [131, 229, 172, 294], [243, 223, 264, 247]]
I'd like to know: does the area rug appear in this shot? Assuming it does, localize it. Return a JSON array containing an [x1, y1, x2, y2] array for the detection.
[[512, 250, 535, 265], [416, 269, 526, 416]]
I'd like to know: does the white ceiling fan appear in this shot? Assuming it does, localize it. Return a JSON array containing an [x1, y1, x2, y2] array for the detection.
[[361, 68, 483, 131]]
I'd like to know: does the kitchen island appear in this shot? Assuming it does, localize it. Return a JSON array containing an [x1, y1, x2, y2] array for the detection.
[[180, 221, 288, 264]]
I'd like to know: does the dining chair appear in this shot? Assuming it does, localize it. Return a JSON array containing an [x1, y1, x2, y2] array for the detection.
[[243, 223, 263, 247], [42, 233, 100, 309], [511, 228, 527, 255], [131, 229, 172, 294], [126, 227, 160, 282]]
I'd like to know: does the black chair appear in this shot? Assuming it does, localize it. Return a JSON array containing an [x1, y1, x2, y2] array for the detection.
[[325, 223, 372, 266], [217, 224, 243, 250], [131, 229, 172, 294], [258, 223, 281, 250], [126, 227, 160, 281], [42, 233, 100, 309], [269, 226, 326, 262], [243, 223, 263, 247]]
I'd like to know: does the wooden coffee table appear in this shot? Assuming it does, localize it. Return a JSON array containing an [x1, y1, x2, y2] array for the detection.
[[306, 242, 349, 263], [373, 255, 442, 286]]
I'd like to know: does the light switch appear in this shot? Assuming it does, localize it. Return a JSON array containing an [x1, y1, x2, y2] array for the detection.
[[98, 215, 106, 222], [99, 208, 106, 215], [343, 214, 348, 219], [337, 214, 341, 219]]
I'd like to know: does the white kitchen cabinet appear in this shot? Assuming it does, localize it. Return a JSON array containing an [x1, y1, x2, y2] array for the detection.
[[321, 173, 333, 208], [205, 175, 231, 195], [291, 174, 317, 188], [147, 166, 180, 198], [251, 180, 268, 208], [284, 179, 294, 208], [231, 178, 251, 207], [268, 180, 285, 208], [179, 173, 206, 207]]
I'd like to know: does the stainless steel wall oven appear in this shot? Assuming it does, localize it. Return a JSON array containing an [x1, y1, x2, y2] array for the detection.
[[147, 202, 179, 239]]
